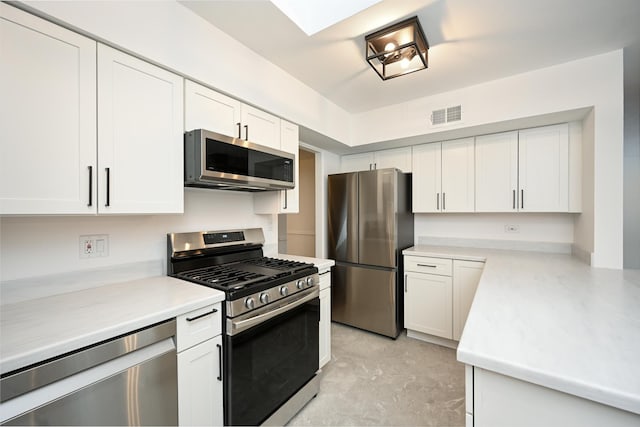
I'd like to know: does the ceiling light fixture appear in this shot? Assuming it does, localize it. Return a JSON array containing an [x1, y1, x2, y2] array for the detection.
[[365, 16, 429, 81]]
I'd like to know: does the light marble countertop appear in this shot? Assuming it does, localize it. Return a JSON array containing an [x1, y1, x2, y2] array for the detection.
[[275, 253, 335, 272], [404, 245, 640, 414], [0, 276, 224, 375]]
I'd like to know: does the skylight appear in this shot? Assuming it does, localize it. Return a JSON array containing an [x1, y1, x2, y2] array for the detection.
[[270, 0, 382, 36]]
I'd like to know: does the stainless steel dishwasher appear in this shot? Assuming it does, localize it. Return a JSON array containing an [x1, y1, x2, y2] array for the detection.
[[0, 319, 178, 426]]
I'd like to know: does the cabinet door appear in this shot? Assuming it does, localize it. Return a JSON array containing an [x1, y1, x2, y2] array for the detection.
[[518, 124, 569, 212], [240, 104, 281, 149], [411, 143, 442, 212], [374, 147, 412, 173], [253, 120, 300, 214], [184, 80, 241, 136], [97, 44, 184, 214], [404, 272, 453, 339], [453, 260, 484, 341], [319, 287, 331, 369], [177, 335, 223, 426], [340, 152, 375, 173], [441, 138, 475, 212], [0, 3, 97, 214], [475, 131, 518, 212]]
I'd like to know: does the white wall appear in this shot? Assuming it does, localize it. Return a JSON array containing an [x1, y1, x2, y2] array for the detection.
[[353, 51, 624, 269], [0, 190, 276, 281], [20, 0, 351, 145], [415, 213, 575, 244]]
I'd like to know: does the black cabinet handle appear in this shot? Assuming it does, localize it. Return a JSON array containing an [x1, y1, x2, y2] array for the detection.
[[243, 124, 248, 140], [216, 343, 222, 381], [236, 122, 241, 139], [87, 166, 93, 207], [521, 189, 524, 209], [404, 275, 407, 293], [512, 189, 516, 210], [105, 167, 110, 207], [186, 307, 218, 322], [436, 193, 439, 210], [417, 264, 438, 268], [443, 192, 446, 210]]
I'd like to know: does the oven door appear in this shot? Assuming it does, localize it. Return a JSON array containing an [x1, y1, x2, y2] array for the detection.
[[224, 288, 319, 426]]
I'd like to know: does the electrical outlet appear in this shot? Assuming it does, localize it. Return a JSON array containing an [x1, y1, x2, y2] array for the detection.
[[504, 224, 520, 233], [79, 235, 109, 258]]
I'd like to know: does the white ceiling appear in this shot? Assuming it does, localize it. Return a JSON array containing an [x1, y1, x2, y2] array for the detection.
[[180, 0, 640, 114]]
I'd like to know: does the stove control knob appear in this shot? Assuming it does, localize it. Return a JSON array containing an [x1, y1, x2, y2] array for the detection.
[[296, 280, 305, 290], [244, 297, 255, 310], [259, 292, 270, 304], [306, 277, 315, 287], [280, 286, 289, 297]]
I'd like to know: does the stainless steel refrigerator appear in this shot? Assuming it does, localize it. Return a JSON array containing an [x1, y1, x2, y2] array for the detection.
[[328, 168, 414, 338]]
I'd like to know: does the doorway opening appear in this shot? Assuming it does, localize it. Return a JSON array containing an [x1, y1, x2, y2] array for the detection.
[[278, 148, 316, 256]]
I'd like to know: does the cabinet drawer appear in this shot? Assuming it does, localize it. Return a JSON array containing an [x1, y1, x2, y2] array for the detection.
[[176, 303, 222, 352], [404, 256, 452, 276], [319, 271, 331, 291]]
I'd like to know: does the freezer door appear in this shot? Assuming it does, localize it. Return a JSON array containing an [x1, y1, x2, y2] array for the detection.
[[331, 263, 398, 338], [358, 169, 397, 268], [328, 172, 358, 263]]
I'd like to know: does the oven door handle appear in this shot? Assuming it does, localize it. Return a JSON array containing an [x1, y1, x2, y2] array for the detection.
[[227, 288, 319, 336]]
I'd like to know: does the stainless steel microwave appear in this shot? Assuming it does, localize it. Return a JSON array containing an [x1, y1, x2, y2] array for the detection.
[[184, 129, 295, 191]]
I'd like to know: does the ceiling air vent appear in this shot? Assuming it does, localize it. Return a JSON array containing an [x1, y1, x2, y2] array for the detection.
[[430, 105, 462, 126]]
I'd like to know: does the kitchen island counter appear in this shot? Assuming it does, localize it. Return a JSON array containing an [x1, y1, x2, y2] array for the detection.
[[0, 275, 224, 375], [404, 245, 640, 415]]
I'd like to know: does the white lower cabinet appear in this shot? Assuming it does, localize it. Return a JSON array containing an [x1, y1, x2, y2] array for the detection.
[[178, 335, 223, 426], [319, 270, 332, 368], [404, 254, 484, 344], [405, 272, 453, 339], [453, 260, 484, 341], [176, 303, 223, 426], [468, 366, 640, 427]]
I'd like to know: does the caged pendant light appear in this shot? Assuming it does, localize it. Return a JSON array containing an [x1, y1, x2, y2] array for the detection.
[[365, 16, 429, 80]]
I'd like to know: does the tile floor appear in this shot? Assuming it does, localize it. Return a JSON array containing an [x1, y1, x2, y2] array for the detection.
[[289, 323, 466, 426]]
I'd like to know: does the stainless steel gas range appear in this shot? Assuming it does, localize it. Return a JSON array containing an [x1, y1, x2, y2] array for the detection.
[[167, 228, 320, 426]]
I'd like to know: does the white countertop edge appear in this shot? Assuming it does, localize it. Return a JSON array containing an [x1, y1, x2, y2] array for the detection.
[[275, 254, 335, 272], [402, 247, 487, 262], [457, 348, 640, 415]]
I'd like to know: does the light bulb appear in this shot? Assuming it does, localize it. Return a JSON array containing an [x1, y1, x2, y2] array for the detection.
[[400, 57, 410, 69], [384, 42, 396, 52]]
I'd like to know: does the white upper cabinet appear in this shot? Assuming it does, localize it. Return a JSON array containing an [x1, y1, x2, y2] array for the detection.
[[184, 80, 241, 136], [441, 138, 475, 212], [0, 3, 97, 214], [518, 124, 569, 212], [475, 131, 519, 212], [240, 104, 281, 149], [253, 120, 300, 214], [341, 147, 412, 173], [97, 44, 184, 214], [412, 143, 441, 212], [412, 138, 474, 213]]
